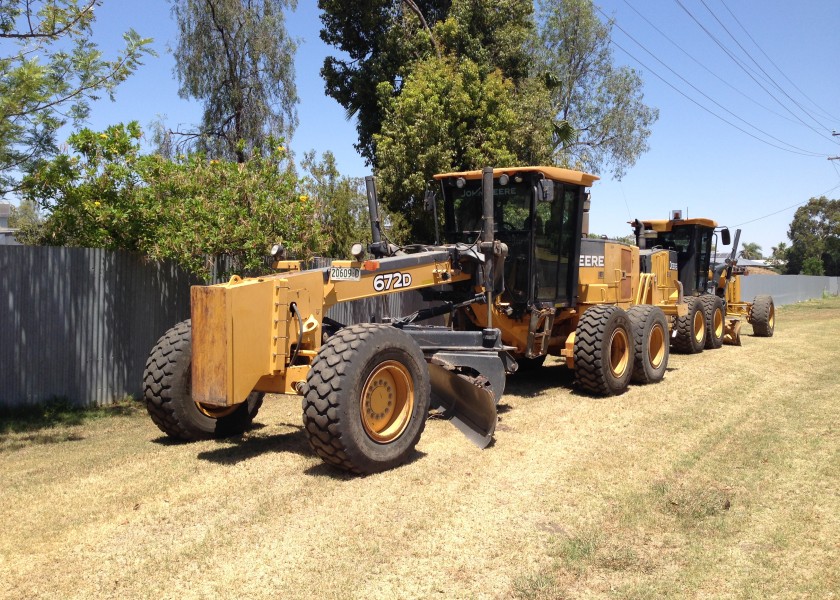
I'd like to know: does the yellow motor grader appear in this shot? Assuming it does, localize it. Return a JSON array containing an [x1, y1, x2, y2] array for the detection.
[[631, 213, 775, 347], [144, 167, 686, 474]]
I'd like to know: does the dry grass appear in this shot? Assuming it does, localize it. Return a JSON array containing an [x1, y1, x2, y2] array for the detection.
[[2, 298, 839, 599]]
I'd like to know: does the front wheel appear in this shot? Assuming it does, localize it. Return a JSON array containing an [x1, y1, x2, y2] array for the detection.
[[627, 305, 669, 384], [143, 320, 263, 440], [751, 295, 775, 337], [302, 323, 431, 475], [574, 305, 634, 396]]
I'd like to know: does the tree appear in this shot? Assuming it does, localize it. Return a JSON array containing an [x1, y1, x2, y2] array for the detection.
[[785, 197, 840, 276], [319, 0, 537, 167], [21, 122, 324, 278], [0, 0, 152, 193], [319, 0, 451, 165], [768, 241, 788, 272], [739, 242, 763, 260], [374, 54, 539, 238], [7, 199, 43, 242], [169, 0, 298, 162], [533, 0, 658, 178]]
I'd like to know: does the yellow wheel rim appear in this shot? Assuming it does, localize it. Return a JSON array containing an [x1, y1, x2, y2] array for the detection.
[[768, 304, 775, 329], [693, 309, 705, 343], [195, 402, 238, 418], [649, 323, 666, 369], [360, 361, 415, 443], [609, 328, 630, 377], [713, 308, 724, 339]]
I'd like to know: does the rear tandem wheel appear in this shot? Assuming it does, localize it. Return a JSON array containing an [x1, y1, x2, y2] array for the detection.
[[574, 305, 634, 396], [301, 323, 431, 475], [699, 294, 726, 349], [671, 296, 706, 354], [627, 305, 669, 384]]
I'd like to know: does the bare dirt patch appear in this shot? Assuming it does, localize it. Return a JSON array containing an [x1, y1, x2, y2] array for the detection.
[[2, 298, 839, 599]]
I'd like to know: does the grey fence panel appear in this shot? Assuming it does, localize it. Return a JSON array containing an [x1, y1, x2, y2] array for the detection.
[[1, 246, 198, 409], [739, 275, 840, 306]]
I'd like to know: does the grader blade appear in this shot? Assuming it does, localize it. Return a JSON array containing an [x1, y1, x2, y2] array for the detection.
[[428, 363, 497, 448], [723, 318, 742, 346]]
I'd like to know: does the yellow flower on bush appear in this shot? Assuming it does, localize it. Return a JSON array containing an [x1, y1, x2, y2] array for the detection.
[[299, 195, 308, 202], [99, 134, 108, 139], [94, 201, 101, 207]]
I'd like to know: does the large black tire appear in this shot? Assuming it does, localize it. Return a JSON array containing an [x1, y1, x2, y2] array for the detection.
[[301, 323, 431, 475], [143, 320, 263, 441], [699, 294, 725, 349], [574, 305, 634, 396], [671, 297, 706, 354], [627, 305, 669, 385], [751, 295, 775, 337]]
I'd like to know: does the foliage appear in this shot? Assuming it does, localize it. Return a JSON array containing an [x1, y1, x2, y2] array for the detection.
[[532, 0, 658, 179], [168, 0, 298, 162], [785, 197, 840, 276], [767, 241, 788, 272], [319, 0, 450, 165], [21, 123, 324, 278], [801, 256, 825, 276], [0, 0, 152, 193], [320, 0, 658, 239], [301, 150, 382, 258], [374, 55, 538, 239], [739, 242, 763, 260], [7, 198, 43, 242]]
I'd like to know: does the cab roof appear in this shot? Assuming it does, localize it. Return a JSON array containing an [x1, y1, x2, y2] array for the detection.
[[433, 166, 599, 187], [641, 218, 719, 232]]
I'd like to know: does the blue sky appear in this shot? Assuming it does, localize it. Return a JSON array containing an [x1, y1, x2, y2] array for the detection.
[[75, 1, 840, 254]]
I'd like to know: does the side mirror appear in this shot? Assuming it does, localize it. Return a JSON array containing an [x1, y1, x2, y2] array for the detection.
[[537, 179, 554, 203], [721, 228, 731, 246]]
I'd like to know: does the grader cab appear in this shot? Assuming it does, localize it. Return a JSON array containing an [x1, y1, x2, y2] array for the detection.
[[144, 166, 687, 474]]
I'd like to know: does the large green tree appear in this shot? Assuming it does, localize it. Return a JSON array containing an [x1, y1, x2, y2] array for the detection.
[[0, 0, 152, 193], [785, 197, 840, 276], [169, 0, 298, 162], [319, 0, 451, 165], [533, 0, 658, 178], [374, 55, 549, 238]]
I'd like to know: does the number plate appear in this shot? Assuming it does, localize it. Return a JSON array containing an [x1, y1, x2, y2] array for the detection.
[[330, 266, 361, 281]]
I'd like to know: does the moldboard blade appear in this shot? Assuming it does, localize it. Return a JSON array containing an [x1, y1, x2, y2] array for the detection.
[[428, 363, 497, 448]]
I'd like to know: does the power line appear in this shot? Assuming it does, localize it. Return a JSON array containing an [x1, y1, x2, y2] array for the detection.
[[599, 8, 828, 157], [732, 181, 840, 228], [673, 0, 836, 144], [696, 0, 835, 135], [718, 0, 840, 124], [619, 0, 807, 130]]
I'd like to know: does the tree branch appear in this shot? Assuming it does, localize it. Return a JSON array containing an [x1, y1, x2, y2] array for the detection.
[[0, 0, 96, 40]]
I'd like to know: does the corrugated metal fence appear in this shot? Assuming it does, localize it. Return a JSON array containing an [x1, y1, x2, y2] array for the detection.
[[739, 274, 840, 306], [1, 246, 199, 409]]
